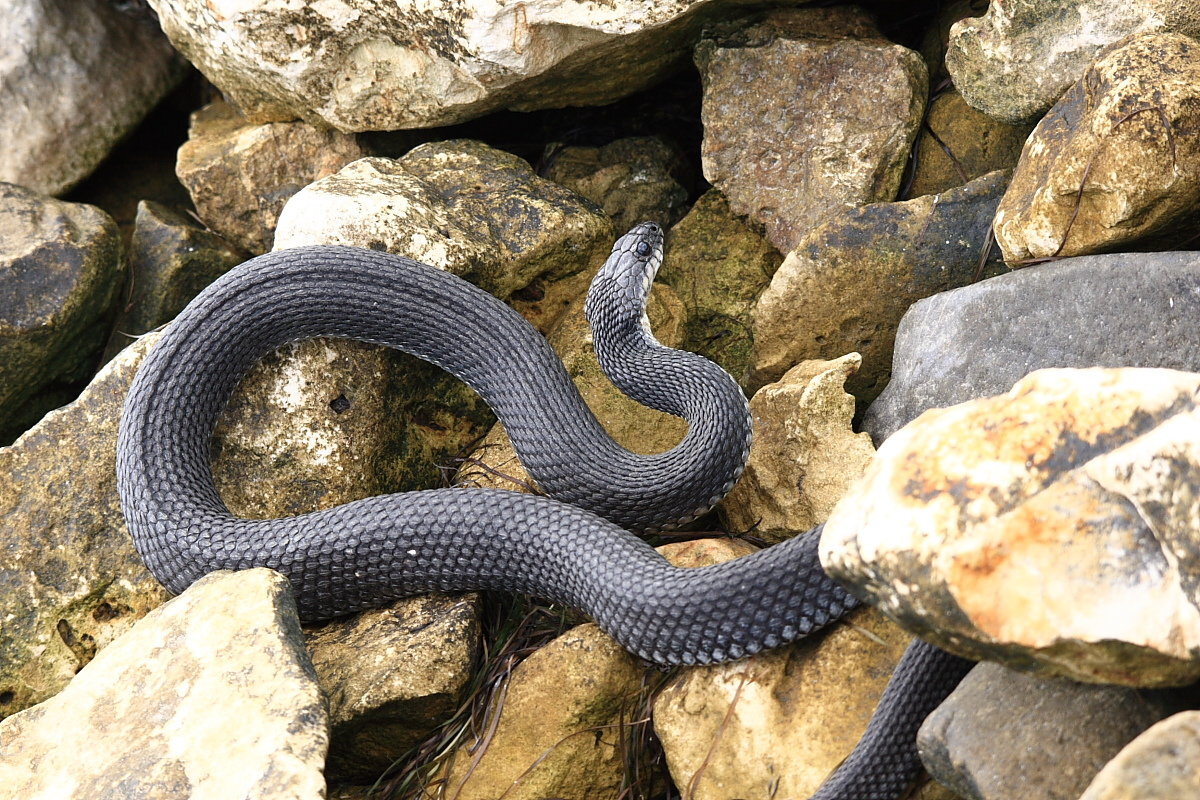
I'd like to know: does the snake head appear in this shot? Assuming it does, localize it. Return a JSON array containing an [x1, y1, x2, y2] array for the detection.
[[585, 222, 665, 337]]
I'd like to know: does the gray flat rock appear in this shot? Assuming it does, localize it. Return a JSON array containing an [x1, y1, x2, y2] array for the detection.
[[864, 252, 1200, 442]]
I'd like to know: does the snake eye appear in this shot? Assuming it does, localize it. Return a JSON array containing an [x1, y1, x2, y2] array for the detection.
[[634, 240, 652, 258]]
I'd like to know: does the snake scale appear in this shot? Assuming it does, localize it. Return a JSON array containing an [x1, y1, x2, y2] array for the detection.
[[117, 222, 973, 799]]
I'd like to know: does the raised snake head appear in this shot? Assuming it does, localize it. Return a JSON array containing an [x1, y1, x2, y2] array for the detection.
[[584, 221, 664, 339]]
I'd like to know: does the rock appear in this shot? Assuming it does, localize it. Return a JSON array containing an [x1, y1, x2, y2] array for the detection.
[[656, 189, 782, 386], [0, 184, 124, 443], [0, 332, 172, 720], [917, 1, 988, 84], [542, 136, 691, 233], [946, 0, 1200, 124], [0, 0, 185, 195], [438, 623, 647, 800], [458, 281, 688, 493], [147, 0, 766, 131], [269, 141, 616, 494], [274, 142, 614, 300], [862, 251, 1200, 442], [994, 33, 1200, 263], [697, 8, 927, 253], [210, 335, 476, 507], [176, 100, 367, 254], [1, 278, 486, 719], [306, 594, 481, 782], [721, 355, 875, 544], [653, 534, 912, 800], [823, 367, 1200, 687], [906, 91, 1031, 199], [919, 663, 1199, 800], [1080, 710, 1200, 800], [104, 200, 244, 359], [752, 169, 1009, 399], [0, 569, 328, 799]]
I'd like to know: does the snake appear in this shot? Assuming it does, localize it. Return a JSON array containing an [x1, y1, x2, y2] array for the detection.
[[117, 222, 973, 799]]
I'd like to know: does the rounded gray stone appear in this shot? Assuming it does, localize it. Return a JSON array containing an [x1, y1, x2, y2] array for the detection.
[[864, 251, 1200, 442]]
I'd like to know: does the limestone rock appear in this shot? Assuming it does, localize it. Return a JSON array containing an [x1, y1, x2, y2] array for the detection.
[[0, 183, 123, 437], [823, 367, 1200, 686], [697, 9, 927, 253], [0, 332, 171, 720], [994, 33, 1200, 263], [657, 189, 782, 386], [457, 282, 688, 493], [752, 169, 1009, 399], [919, 663, 1198, 800], [1080, 711, 1200, 800], [105, 200, 244, 359], [862, 251, 1200, 443], [0, 0, 185, 195], [149, 0, 744, 130], [722, 355, 875, 544], [1, 286, 480, 719], [648, 518, 911, 800], [654, 586, 911, 798], [176, 100, 367, 254], [269, 140, 617, 493], [946, 0, 1200, 124], [907, 91, 1031, 199], [274, 142, 614, 300], [542, 136, 691, 233], [439, 623, 646, 800], [918, 1, 989, 84], [306, 594, 481, 782], [0, 569, 328, 799]]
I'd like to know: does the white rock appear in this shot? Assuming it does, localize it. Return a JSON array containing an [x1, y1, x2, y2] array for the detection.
[[0, 569, 328, 799], [822, 367, 1200, 686], [0, 0, 184, 194], [149, 0, 741, 130]]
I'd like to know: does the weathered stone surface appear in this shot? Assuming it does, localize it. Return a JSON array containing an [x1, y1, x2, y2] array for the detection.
[[271, 140, 618, 493], [907, 91, 1030, 198], [439, 623, 646, 800], [459, 280, 688, 493], [176, 100, 366, 254], [862, 251, 1200, 443], [543, 136, 690, 233], [722, 355, 874, 544], [657, 189, 782, 386], [1, 293, 478, 720], [275, 142, 614, 299], [0, 332, 171, 720], [994, 33, 1200, 263], [0, 569, 328, 799], [654, 543, 911, 800], [306, 594, 481, 782], [105, 200, 244, 359], [919, 663, 1198, 800], [697, 9, 927, 253], [752, 169, 1008, 399], [0, 0, 185, 195], [824, 367, 1200, 686], [918, 0, 988, 83], [0, 183, 123, 437], [1080, 710, 1200, 800], [149, 0, 747, 130], [211, 334, 473, 507], [946, 0, 1200, 124]]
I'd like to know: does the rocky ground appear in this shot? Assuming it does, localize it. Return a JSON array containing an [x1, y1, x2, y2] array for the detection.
[[3, 1, 1200, 799]]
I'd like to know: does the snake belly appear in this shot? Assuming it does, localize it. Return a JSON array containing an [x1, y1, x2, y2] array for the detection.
[[116, 222, 969, 798]]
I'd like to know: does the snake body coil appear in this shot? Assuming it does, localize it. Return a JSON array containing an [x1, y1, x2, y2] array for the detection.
[[117, 223, 967, 797]]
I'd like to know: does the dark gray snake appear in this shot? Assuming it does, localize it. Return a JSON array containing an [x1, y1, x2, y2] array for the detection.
[[117, 222, 973, 798]]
